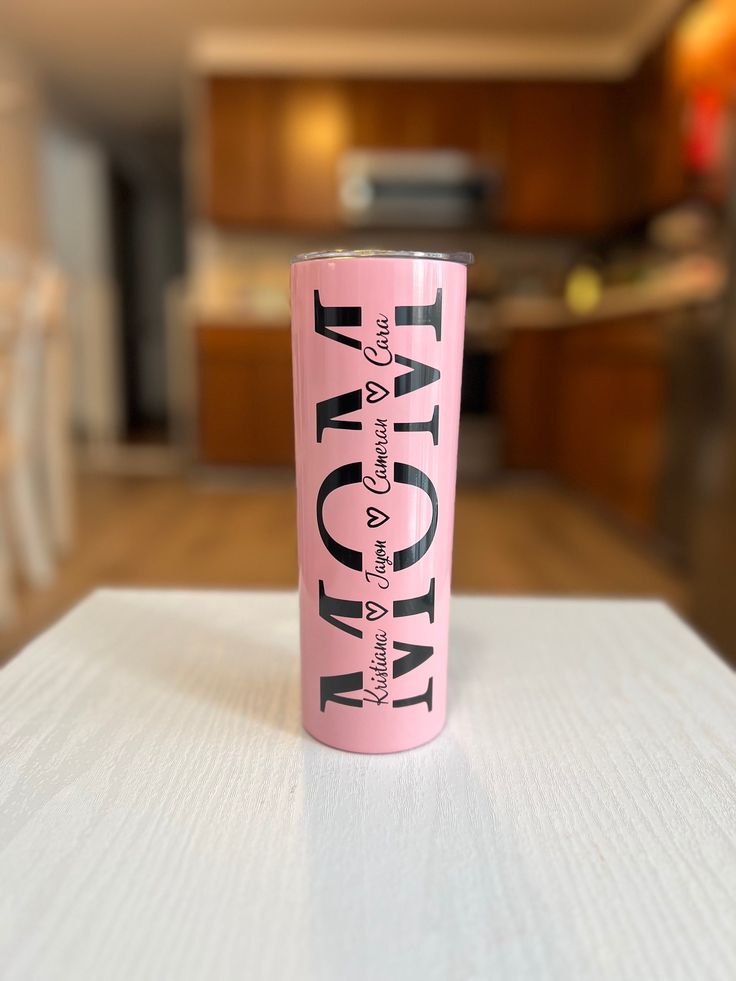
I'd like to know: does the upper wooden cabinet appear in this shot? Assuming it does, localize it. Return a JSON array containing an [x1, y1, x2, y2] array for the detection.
[[504, 82, 613, 233], [610, 47, 687, 223], [197, 76, 507, 230], [201, 78, 283, 226], [502, 48, 686, 233], [346, 79, 507, 161], [194, 48, 685, 234]]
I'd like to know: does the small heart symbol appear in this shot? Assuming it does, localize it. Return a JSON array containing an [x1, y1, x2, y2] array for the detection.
[[366, 601, 388, 621], [366, 506, 389, 529], [366, 381, 389, 404]]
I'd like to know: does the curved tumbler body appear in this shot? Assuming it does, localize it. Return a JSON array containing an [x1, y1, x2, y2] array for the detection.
[[291, 253, 468, 753]]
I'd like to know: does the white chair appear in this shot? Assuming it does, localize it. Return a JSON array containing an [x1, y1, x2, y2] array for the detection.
[[0, 249, 74, 621], [5, 268, 56, 588], [34, 262, 73, 554], [0, 251, 74, 598]]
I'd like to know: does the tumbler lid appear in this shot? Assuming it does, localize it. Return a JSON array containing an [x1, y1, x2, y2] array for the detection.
[[291, 249, 474, 265]]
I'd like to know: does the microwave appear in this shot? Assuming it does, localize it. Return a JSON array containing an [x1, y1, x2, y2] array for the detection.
[[338, 149, 497, 228]]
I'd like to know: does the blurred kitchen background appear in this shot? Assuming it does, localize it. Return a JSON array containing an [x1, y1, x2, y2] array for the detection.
[[0, 0, 734, 663]]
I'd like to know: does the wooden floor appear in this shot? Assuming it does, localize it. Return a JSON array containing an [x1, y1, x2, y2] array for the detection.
[[0, 473, 688, 665]]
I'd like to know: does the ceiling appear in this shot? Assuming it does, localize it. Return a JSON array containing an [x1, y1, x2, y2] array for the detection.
[[0, 0, 685, 130]]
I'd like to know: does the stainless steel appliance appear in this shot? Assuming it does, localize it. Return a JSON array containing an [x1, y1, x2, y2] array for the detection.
[[338, 149, 497, 228]]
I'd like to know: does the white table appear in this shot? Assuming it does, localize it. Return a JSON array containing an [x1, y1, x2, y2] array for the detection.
[[1, 590, 735, 981]]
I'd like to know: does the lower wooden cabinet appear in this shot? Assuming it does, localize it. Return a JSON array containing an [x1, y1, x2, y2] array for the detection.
[[197, 324, 294, 465], [501, 315, 668, 531]]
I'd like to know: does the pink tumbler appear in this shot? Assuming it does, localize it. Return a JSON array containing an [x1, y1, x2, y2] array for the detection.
[[291, 250, 472, 753]]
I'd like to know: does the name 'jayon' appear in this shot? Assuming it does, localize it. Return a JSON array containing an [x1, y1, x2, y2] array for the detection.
[[366, 539, 392, 589]]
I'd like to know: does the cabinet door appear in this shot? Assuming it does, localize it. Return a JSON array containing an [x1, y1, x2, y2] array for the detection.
[[611, 45, 686, 222], [504, 82, 612, 233], [554, 320, 667, 530], [200, 78, 284, 226], [347, 79, 505, 156], [276, 80, 350, 229], [199, 77, 351, 228], [197, 325, 294, 465], [500, 329, 559, 469], [502, 318, 668, 531]]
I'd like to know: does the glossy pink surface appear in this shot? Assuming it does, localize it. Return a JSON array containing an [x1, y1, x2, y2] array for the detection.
[[291, 255, 467, 752]]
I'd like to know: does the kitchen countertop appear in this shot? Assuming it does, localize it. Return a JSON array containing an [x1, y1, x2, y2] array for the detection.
[[2, 589, 735, 980], [190, 260, 725, 342], [495, 259, 725, 331]]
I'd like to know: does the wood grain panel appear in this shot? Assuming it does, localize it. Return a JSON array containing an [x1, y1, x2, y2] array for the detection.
[[610, 42, 687, 223], [277, 80, 351, 228], [504, 81, 612, 232], [554, 319, 667, 529], [500, 329, 559, 469], [202, 77, 285, 226], [197, 324, 294, 465], [347, 79, 507, 158], [501, 316, 669, 531]]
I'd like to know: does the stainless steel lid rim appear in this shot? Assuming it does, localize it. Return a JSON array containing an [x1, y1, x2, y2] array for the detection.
[[291, 249, 474, 265]]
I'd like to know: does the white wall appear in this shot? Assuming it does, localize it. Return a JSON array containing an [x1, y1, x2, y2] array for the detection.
[[41, 124, 123, 444]]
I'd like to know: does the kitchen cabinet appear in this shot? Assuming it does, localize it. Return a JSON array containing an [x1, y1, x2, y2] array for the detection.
[[554, 320, 667, 530], [194, 44, 684, 234], [198, 77, 505, 229], [277, 81, 351, 229], [347, 79, 507, 161], [608, 46, 687, 225], [501, 315, 668, 531], [200, 78, 284, 226], [197, 324, 294, 465], [501, 328, 559, 470], [503, 47, 685, 233], [504, 83, 612, 233]]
